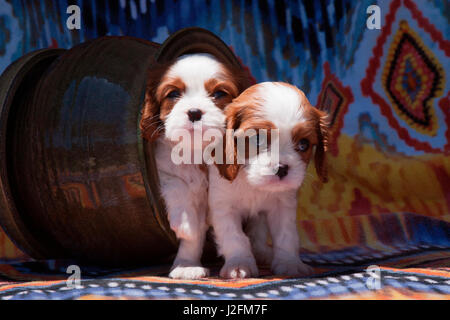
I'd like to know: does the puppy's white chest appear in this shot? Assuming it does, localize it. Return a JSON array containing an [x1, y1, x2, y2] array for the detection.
[[155, 140, 208, 192], [209, 167, 276, 217]]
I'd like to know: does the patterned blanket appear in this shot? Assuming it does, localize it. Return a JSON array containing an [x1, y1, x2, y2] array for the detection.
[[0, 0, 449, 300], [0, 249, 449, 300]]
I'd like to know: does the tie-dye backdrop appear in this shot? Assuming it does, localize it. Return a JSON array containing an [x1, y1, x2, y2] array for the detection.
[[0, 0, 449, 263]]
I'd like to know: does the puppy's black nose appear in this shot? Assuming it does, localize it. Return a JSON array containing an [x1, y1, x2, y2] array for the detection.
[[276, 164, 289, 179], [187, 108, 203, 122]]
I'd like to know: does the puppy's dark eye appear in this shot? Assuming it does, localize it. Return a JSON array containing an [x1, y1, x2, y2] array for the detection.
[[167, 90, 181, 99], [212, 90, 228, 100], [298, 138, 310, 152]]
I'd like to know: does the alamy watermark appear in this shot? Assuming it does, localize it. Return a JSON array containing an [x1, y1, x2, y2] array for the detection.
[[169, 127, 280, 174], [365, 265, 382, 290], [367, 5, 381, 30], [66, 5, 81, 30], [66, 265, 82, 289], [65, 4, 381, 31]]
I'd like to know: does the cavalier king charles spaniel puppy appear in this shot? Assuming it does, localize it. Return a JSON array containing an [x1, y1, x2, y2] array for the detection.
[[209, 82, 329, 279], [140, 53, 248, 279]]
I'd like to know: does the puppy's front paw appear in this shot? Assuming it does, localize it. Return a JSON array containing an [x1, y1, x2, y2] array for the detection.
[[169, 266, 210, 280], [272, 258, 313, 277], [220, 257, 259, 279]]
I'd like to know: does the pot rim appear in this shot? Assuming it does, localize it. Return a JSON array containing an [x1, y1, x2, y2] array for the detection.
[[0, 48, 67, 259], [155, 27, 244, 68]]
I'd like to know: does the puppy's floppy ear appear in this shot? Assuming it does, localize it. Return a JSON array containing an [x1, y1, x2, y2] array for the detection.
[[140, 87, 161, 142], [313, 107, 330, 183], [228, 64, 254, 94], [215, 103, 242, 181], [140, 63, 170, 142]]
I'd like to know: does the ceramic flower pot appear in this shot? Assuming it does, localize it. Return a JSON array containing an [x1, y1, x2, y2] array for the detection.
[[0, 28, 248, 266]]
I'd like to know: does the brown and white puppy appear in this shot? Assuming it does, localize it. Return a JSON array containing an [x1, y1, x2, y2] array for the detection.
[[140, 53, 247, 279], [209, 82, 328, 279]]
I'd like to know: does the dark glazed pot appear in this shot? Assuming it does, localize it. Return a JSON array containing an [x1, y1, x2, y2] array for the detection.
[[0, 28, 248, 266]]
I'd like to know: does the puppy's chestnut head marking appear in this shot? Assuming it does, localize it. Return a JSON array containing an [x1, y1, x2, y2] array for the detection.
[[140, 53, 250, 144], [216, 82, 329, 190], [291, 99, 329, 183], [216, 85, 268, 181]]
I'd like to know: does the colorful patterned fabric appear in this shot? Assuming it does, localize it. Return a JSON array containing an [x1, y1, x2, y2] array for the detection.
[[0, 0, 449, 299], [0, 250, 449, 300]]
